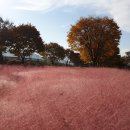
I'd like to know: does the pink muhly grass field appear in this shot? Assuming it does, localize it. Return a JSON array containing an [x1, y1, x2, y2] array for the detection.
[[0, 65, 130, 130]]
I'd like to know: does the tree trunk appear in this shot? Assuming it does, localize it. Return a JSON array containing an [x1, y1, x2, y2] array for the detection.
[[66, 61, 68, 66], [92, 58, 98, 67], [51, 60, 54, 65], [21, 57, 25, 64], [92, 62, 97, 67]]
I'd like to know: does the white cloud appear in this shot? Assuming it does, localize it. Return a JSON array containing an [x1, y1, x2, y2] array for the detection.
[[15, 0, 62, 11], [16, 0, 130, 32], [103, 0, 130, 32], [0, 0, 130, 32], [120, 48, 129, 56]]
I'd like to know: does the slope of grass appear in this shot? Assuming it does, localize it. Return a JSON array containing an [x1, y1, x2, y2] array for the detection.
[[0, 65, 130, 130]]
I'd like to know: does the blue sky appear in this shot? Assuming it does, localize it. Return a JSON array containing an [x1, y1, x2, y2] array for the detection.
[[0, 0, 130, 56]]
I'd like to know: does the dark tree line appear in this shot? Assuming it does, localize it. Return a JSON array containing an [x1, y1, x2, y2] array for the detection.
[[0, 17, 45, 64], [43, 43, 84, 66], [0, 16, 125, 67], [0, 17, 84, 66]]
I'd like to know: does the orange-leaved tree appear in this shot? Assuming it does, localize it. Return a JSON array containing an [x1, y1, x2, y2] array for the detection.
[[67, 17, 122, 66]]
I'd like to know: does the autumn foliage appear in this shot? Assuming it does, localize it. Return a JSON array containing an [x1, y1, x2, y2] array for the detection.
[[67, 17, 122, 66]]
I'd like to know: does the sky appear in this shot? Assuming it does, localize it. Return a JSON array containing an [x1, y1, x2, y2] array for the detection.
[[0, 0, 130, 56]]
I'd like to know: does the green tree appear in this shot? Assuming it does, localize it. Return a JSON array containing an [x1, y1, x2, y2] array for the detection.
[[64, 49, 73, 65], [10, 24, 44, 63], [100, 47, 122, 67], [44, 43, 65, 64], [122, 51, 130, 67], [65, 49, 84, 66], [67, 17, 121, 66], [70, 51, 85, 66], [0, 17, 14, 63]]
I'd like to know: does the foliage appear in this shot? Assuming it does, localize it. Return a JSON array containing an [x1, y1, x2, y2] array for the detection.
[[67, 17, 122, 66], [79, 47, 91, 64], [65, 49, 85, 66], [0, 17, 14, 62], [102, 54, 123, 67], [71, 53, 85, 66], [122, 51, 130, 67], [10, 24, 44, 63], [64, 49, 74, 65], [44, 43, 65, 64]]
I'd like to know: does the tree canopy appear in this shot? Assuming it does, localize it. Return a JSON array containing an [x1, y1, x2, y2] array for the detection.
[[65, 49, 84, 66], [44, 43, 65, 64], [0, 17, 14, 62], [10, 24, 44, 63], [0, 16, 124, 67], [67, 17, 122, 66]]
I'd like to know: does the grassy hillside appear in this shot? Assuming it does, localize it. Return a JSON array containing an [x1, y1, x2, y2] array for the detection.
[[0, 65, 130, 130]]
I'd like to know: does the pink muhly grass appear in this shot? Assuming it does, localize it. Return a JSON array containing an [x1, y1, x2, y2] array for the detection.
[[0, 65, 130, 130]]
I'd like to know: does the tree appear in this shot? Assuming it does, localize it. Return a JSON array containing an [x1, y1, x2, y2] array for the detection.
[[70, 51, 85, 66], [64, 49, 73, 65], [10, 24, 44, 63], [65, 49, 85, 66], [67, 17, 121, 66], [100, 47, 123, 67], [44, 43, 65, 64], [79, 47, 91, 64], [0, 17, 14, 63], [122, 51, 130, 67]]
